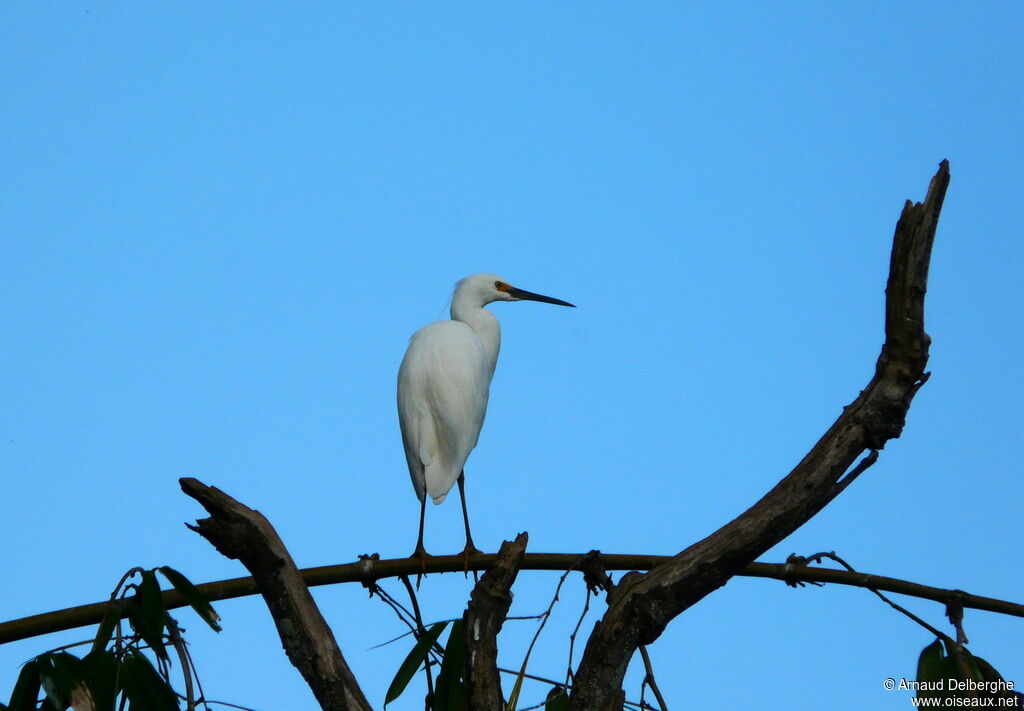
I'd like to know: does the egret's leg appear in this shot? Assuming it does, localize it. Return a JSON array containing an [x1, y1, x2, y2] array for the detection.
[[411, 495, 431, 576], [457, 472, 481, 580]]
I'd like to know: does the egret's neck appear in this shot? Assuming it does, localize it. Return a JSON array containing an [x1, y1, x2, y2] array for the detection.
[[451, 297, 501, 381]]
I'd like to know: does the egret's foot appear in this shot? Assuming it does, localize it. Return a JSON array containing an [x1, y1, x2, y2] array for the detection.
[[461, 542, 482, 581], [411, 543, 433, 567], [411, 545, 432, 587]]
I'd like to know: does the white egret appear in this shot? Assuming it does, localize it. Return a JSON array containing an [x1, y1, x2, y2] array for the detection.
[[397, 273, 575, 568]]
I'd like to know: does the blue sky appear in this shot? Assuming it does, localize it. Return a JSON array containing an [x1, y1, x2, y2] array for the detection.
[[2, 2, 1022, 709]]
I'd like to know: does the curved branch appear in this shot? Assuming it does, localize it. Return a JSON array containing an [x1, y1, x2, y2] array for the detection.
[[180, 478, 372, 711], [569, 161, 951, 710]]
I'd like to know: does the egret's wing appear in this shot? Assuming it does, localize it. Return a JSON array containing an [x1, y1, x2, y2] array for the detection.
[[397, 321, 490, 504], [397, 368, 429, 501]]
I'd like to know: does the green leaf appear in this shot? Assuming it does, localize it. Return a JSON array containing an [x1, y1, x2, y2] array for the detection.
[[8, 660, 41, 711], [128, 571, 168, 662], [81, 649, 121, 711], [385, 621, 448, 706], [38, 652, 87, 709], [971, 655, 1005, 684], [120, 650, 179, 711], [433, 620, 465, 711], [941, 639, 984, 683], [544, 687, 569, 711], [158, 566, 221, 632], [917, 639, 944, 682], [917, 639, 956, 701], [505, 672, 525, 711]]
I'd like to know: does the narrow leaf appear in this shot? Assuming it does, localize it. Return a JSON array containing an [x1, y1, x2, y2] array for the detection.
[[433, 620, 465, 711], [385, 621, 448, 706], [38, 652, 85, 710], [941, 639, 984, 683], [126, 572, 168, 663], [93, 607, 120, 653], [125, 605, 164, 666], [505, 672, 525, 711], [120, 650, 179, 711], [140, 570, 169, 661], [8, 660, 41, 711], [917, 639, 944, 682], [81, 649, 121, 711], [158, 566, 221, 632], [917, 639, 959, 701], [544, 687, 569, 711]]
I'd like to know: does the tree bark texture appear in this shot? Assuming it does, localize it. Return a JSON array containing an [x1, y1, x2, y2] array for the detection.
[[463, 532, 529, 711], [568, 161, 950, 710], [180, 477, 372, 711]]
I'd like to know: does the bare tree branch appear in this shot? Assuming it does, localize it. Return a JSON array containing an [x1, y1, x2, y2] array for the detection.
[[0, 162, 987, 711], [463, 532, 529, 710], [179, 477, 372, 711], [638, 646, 667, 711], [7, 553, 1024, 647], [569, 161, 951, 710]]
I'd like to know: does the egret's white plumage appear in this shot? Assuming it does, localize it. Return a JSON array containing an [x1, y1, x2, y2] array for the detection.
[[397, 273, 574, 559], [398, 318, 493, 504]]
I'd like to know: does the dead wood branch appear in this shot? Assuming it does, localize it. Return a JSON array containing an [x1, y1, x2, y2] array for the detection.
[[569, 161, 951, 710], [463, 532, 529, 710], [179, 477, 372, 711]]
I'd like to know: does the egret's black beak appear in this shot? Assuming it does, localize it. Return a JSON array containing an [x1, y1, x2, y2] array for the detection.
[[507, 286, 575, 308]]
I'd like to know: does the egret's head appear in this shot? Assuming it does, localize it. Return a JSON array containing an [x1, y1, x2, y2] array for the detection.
[[454, 273, 575, 308]]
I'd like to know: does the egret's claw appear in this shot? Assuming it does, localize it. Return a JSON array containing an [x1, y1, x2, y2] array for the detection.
[[461, 543, 482, 582], [411, 545, 432, 588]]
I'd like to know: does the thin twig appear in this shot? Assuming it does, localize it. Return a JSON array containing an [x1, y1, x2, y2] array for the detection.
[[369, 583, 419, 635], [510, 568, 574, 692], [92, 567, 143, 654], [800, 552, 948, 640], [497, 666, 569, 689], [830, 450, 880, 498], [566, 586, 592, 687], [166, 616, 196, 711], [797, 550, 982, 690], [27, 637, 105, 657], [376, 581, 418, 626], [638, 646, 668, 711], [493, 668, 646, 711], [178, 630, 213, 711], [400, 575, 435, 703], [198, 700, 262, 711]]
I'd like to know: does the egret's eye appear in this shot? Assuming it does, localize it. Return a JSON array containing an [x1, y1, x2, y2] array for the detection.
[[494, 281, 506, 290]]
